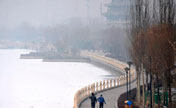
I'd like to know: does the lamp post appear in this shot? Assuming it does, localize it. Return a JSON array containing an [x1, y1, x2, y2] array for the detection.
[[124, 67, 129, 100], [127, 61, 133, 95], [149, 56, 152, 108]]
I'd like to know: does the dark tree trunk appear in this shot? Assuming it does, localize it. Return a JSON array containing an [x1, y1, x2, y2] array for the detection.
[[146, 72, 148, 91], [168, 69, 172, 108], [157, 75, 160, 108]]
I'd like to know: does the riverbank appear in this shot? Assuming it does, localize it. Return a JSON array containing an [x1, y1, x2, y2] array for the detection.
[[20, 51, 125, 76]]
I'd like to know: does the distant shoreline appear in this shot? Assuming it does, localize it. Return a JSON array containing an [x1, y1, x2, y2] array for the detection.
[[20, 51, 123, 77]]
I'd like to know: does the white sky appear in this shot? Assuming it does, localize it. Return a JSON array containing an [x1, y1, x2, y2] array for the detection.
[[0, 0, 111, 28]]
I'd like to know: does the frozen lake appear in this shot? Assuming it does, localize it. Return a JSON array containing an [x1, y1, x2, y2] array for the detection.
[[0, 49, 114, 108]]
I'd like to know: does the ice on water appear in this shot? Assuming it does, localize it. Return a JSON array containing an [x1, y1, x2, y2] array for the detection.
[[0, 49, 111, 108]]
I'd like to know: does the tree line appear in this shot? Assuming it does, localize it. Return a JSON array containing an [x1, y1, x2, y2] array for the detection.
[[42, 22, 128, 60], [128, 0, 176, 108]]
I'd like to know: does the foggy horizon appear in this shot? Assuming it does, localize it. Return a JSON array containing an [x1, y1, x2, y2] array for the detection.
[[0, 0, 129, 62], [0, 0, 111, 29]]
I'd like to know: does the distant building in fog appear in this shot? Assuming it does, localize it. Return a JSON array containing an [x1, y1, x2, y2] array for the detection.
[[103, 0, 130, 25]]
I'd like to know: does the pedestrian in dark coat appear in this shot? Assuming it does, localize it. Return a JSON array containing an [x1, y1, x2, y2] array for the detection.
[[89, 93, 97, 108], [97, 94, 106, 108]]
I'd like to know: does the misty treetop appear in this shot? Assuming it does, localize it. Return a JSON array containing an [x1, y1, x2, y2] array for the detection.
[[42, 22, 128, 60]]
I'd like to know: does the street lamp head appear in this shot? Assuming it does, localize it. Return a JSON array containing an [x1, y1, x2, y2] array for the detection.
[[124, 67, 129, 73], [127, 61, 133, 67]]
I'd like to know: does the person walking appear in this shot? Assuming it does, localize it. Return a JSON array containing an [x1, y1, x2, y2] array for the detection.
[[89, 93, 97, 108], [97, 94, 106, 108]]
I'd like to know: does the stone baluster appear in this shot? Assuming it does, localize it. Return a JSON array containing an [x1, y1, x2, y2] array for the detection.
[[88, 85, 91, 94], [74, 94, 78, 108], [118, 78, 120, 85], [93, 83, 96, 92], [119, 77, 121, 85], [113, 79, 116, 87], [92, 83, 95, 93], [86, 86, 88, 93], [120, 76, 123, 85], [100, 81, 102, 90], [96, 82, 99, 91], [82, 88, 85, 97], [116, 78, 119, 86], [91, 84, 93, 93], [77, 90, 80, 105], [83, 87, 86, 97], [110, 79, 112, 88], [121, 76, 124, 85], [86, 85, 89, 95], [123, 75, 126, 85], [85, 86, 88, 96], [106, 80, 109, 89], [81, 88, 84, 98], [79, 89, 82, 99], [103, 80, 105, 89]]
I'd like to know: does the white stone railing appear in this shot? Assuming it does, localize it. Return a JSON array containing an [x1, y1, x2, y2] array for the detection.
[[73, 51, 136, 108]]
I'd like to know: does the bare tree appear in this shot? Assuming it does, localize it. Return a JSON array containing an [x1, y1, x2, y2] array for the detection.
[[128, 0, 176, 108], [128, 0, 150, 105]]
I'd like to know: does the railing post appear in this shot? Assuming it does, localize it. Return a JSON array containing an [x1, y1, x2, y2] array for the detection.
[[120, 76, 124, 85], [113, 79, 116, 87], [119, 77, 122, 85], [103, 80, 105, 89], [91, 84, 93, 93], [117, 78, 119, 86], [106, 80, 109, 89], [110, 79, 112, 88], [74, 95, 77, 108], [77, 90, 80, 106], [83, 87, 86, 97], [124, 75, 127, 85], [81, 88, 83, 99], [93, 83, 95, 92], [91, 83, 95, 93], [88, 85, 91, 94], [87, 85, 89, 95], [100, 81, 102, 90], [96, 82, 99, 91]]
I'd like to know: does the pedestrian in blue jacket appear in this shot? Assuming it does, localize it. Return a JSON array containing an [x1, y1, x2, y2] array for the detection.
[[97, 94, 106, 108]]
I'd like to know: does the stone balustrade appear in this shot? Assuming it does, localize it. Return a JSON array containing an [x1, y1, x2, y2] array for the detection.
[[73, 51, 136, 108]]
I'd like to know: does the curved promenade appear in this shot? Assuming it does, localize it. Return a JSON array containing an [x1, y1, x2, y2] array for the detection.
[[73, 51, 136, 108], [80, 80, 136, 108]]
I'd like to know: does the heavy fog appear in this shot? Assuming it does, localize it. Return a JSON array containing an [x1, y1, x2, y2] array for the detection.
[[0, 0, 111, 28], [0, 0, 129, 61], [0, 1, 130, 107]]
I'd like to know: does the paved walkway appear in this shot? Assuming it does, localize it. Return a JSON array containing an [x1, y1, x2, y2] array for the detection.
[[80, 81, 136, 108]]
